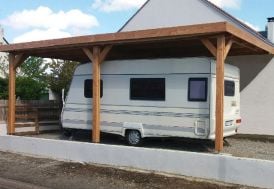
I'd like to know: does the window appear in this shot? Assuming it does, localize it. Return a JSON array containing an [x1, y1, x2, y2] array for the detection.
[[130, 78, 165, 101], [84, 79, 103, 98], [225, 80, 235, 96], [188, 78, 208, 102]]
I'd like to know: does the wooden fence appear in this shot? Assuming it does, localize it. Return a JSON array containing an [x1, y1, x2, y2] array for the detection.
[[0, 100, 62, 134]]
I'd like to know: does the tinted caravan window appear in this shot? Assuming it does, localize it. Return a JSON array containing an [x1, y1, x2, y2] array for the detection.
[[188, 78, 208, 102], [130, 78, 165, 101], [84, 79, 103, 98], [225, 80, 235, 96]]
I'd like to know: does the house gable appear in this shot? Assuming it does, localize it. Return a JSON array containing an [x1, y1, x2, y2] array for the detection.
[[120, 0, 231, 31]]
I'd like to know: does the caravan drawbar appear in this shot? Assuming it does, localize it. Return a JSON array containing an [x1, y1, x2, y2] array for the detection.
[[61, 58, 241, 145]]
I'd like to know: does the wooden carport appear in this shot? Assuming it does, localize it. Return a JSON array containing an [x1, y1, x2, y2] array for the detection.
[[1, 22, 273, 152]]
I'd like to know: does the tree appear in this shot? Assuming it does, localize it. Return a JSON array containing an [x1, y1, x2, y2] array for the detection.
[[18, 57, 47, 83], [0, 77, 8, 99], [0, 54, 8, 78], [15, 57, 48, 100], [0, 57, 48, 100], [16, 76, 46, 100], [0, 54, 8, 99], [47, 59, 79, 98], [0, 56, 79, 100]]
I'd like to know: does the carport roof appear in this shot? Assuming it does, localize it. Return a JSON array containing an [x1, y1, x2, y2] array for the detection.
[[0, 22, 273, 62]]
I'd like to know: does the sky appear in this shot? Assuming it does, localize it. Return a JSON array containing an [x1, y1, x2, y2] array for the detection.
[[0, 0, 273, 43]]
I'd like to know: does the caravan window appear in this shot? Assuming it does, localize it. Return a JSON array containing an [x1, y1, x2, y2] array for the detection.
[[188, 78, 208, 102], [130, 78, 165, 101], [225, 80, 235, 96], [84, 79, 103, 98]]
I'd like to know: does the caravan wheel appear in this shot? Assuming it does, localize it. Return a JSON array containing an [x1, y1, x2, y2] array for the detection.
[[126, 130, 142, 146]]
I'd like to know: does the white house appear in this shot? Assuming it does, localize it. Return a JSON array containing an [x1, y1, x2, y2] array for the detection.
[[0, 26, 9, 78], [119, 0, 274, 135]]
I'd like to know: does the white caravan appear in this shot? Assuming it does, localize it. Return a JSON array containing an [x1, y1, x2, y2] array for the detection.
[[61, 58, 241, 145]]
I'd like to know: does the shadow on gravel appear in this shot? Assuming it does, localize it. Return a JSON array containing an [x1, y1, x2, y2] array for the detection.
[[65, 130, 219, 153]]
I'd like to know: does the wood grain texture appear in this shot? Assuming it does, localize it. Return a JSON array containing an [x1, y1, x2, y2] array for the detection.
[[8, 54, 16, 134], [201, 38, 217, 57], [215, 36, 225, 152], [224, 39, 233, 58], [92, 47, 101, 143]]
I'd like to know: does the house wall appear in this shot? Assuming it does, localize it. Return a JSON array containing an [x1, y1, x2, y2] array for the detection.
[[228, 55, 274, 135], [121, 0, 227, 32]]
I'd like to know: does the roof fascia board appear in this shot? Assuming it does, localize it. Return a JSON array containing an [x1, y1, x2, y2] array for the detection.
[[0, 22, 228, 53], [226, 23, 274, 54]]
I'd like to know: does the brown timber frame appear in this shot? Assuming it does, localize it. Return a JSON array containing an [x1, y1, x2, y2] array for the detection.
[[1, 22, 273, 152]]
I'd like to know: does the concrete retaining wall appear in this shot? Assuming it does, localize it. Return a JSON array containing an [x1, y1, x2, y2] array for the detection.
[[0, 136, 273, 188], [0, 123, 7, 136]]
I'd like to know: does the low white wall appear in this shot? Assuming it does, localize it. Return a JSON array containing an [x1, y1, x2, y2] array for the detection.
[[0, 136, 273, 188], [0, 122, 7, 136]]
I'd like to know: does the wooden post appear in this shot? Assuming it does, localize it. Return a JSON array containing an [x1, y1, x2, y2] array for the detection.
[[215, 36, 225, 152], [92, 47, 101, 143], [8, 54, 16, 134], [201, 37, 233, 152], [83, 46, 112, 143], [7, 53, 28, 135]]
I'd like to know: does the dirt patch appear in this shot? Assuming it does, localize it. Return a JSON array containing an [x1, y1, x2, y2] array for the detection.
[[0, 151, 253, 189]]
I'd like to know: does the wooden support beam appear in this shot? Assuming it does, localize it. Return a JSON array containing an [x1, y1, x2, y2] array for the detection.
[[8, 54, 16, 135], [99, 45, 112, 63], [14, 54, 28, 68], [201, 39, 217, 57], [224, 39, 233, 58], [83, 48, 93, 62], [82, 45, 112, 143], [215, 36, 225, 152]]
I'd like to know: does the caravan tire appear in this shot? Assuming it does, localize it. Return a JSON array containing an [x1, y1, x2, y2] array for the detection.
[[126, 130, 142, 146]]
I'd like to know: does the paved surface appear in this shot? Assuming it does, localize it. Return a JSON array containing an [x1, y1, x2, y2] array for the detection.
[[31, 131, 274, 161], [0, 151, 254, 189]]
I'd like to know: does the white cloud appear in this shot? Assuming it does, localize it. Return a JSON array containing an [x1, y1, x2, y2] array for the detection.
[[92, 0, 146, 12], [208, 0, 241, 9], [241, 20, 261, 31], [1, 6, 99, 43], [13, 28, 72, 43], [2, 6, 99, 30]]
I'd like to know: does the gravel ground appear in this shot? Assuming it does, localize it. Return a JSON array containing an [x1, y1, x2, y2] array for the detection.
[[30, 131, 274, 161], [0, 151, 254, 189], [223, 137, 274, 161]]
